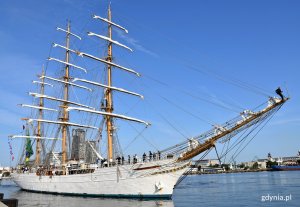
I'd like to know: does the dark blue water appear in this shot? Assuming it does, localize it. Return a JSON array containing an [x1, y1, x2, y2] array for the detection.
[[1, 171, 299, 207]]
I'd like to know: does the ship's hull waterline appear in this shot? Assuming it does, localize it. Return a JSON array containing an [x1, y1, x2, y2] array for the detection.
[[12, 161, 189, 199]]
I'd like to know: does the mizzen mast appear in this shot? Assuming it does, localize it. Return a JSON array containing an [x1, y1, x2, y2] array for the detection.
[[61, 21, 71, 165]]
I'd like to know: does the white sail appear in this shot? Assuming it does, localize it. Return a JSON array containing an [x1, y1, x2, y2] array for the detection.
[[48, 57, 87, 73], [53, 43, 140, 76], [32, 81, 53, 87], [67, 107, 150, 126], [41, 76, 92, 91], [28, 119, 98, 129], [73, 78, 143, 99], [88, 32, 133, 52], [10, 135, 62, 140], [87, 141, 104, 160], [93, 15, 128, 33], [56, 27, 82, 40], [29, 92, 95, 110], [20, 104, 58, 112]]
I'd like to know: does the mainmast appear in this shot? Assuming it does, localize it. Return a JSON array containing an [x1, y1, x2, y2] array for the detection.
[[35, 67, 45, 166], [105, 5, 114, 163], [47, 5, 149, 165], [61, 21, 71, 165]]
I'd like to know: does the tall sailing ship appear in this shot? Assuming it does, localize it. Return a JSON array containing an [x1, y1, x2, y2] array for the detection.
[[10, 3, 288, 198]]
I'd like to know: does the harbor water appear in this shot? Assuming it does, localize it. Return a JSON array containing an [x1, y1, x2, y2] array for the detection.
[[1, 171, 299, 206]]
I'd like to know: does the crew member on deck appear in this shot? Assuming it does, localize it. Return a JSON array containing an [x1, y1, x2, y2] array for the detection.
[[116, 156, 121, 165], [275, 87, 284, 100], [149, 151, 153, 161]]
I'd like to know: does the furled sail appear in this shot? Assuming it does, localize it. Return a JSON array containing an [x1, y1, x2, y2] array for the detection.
[[48, 57, 87, 73], [19, 104, 58, 112], [32, 81, 53, 87], [41, 76, 92, 91], [88, 32, 133, 52], [73, 78, 143, 99], [92, 15, 128, 33], [53, 43, 140, 76], [29, 92, 95, 109], [67, 107, 150, 126], [28, 118, 98, 129], [56, 27, 82, 40], [10, 135, 62, 140]]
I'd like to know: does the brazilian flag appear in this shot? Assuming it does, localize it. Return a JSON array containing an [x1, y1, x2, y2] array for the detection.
[[25, 127, 33, 164]]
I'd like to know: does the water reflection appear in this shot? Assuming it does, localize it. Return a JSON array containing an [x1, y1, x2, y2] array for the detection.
[[10, 190, 174, 207]]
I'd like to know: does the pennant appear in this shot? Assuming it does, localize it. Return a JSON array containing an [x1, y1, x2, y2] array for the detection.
[[8, 139, 14, 162]]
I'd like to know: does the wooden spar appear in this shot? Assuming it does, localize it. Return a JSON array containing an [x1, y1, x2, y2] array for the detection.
[[106, 5, 114, 163], [29, 93, 95, 109], [20, 104, 58, 112], [56, 27, 82, 40], [35, 67, 45, 166], [28, 119, 98, 129], [87, 32, 133, 52], [72, 78, 143, 99], [41, 76, 92, 91], [62, 21, 71, 165], [53, 43, 140, 76], [48, 57, 87, 73], [11, 135, 62, 140], [67, 107, 150, 126], [92, 15, 128, 33], [32, 81, 53, 87], [176, 98, 288, 162]]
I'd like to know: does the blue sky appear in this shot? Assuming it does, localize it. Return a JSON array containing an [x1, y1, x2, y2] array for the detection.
[[0, 0, 299, 166]]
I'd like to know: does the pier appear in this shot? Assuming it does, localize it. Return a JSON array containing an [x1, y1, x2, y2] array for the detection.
[[0, 193, 18, 207]]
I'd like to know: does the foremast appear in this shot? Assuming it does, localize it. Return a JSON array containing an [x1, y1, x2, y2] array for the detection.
[[35, 67, 45, 166]]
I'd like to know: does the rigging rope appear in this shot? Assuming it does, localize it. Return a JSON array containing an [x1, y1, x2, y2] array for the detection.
[[175, 148, 213, 187], [113, 9, 273, 98], [143, 74, 242, 114], [229, 105, 281, 163], [143, 98, 189, 140]]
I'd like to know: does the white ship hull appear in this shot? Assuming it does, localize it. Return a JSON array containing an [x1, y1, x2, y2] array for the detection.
[[12, 160, 189, 198]]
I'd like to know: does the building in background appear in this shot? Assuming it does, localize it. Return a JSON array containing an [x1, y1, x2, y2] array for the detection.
[[71, 129, 86, 161]]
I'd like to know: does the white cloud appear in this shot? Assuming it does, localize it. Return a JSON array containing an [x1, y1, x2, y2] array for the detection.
[[270, 118, 300, 126], [114, 29, 158, 58], [198, 86, 236, 112]]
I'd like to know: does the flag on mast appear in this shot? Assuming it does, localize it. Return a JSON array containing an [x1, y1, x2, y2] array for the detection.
[[25, 126, 33, 164]]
